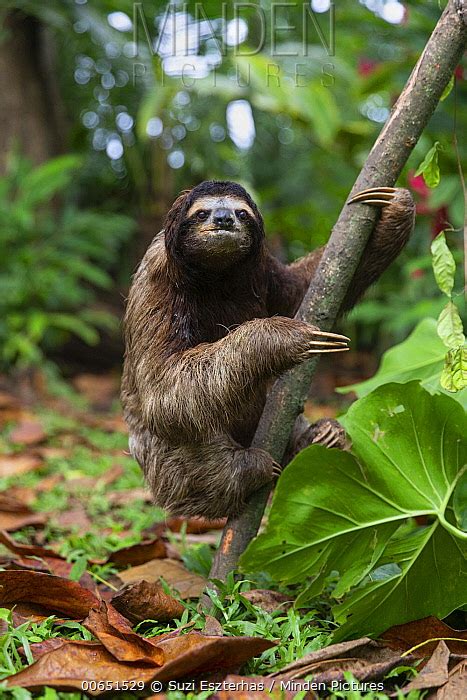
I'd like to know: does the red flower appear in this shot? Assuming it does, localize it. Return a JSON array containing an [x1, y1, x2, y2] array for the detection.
[[431, 205, 449, 237], [408, 172, 450, 234], [358, 58, 378, 77], [408, 172, 429, 198]]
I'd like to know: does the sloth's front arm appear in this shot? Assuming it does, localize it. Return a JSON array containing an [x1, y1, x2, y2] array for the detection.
[[134, 317, 348, 442], [268, 187, 415, 317]]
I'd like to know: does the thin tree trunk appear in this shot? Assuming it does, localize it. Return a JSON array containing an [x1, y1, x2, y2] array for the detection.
[[208, 0, 467, 583], [0, 10, 65, 172]]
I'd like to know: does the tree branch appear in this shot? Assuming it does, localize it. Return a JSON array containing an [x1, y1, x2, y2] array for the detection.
[[208, 0, 467, 583]]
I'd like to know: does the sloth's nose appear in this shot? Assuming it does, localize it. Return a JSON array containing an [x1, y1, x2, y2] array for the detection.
[[213, 208, 234, 228]]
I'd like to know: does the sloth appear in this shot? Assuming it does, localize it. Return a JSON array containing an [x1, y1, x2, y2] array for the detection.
[[121, 180, 415, 518]]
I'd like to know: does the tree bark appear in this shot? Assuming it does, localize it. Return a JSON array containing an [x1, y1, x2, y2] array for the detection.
[[208, 0, 467, 583], [0, 10, 65, 173]]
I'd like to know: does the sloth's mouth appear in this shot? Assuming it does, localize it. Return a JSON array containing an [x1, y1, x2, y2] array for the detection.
[[190, 226, 251, 268]]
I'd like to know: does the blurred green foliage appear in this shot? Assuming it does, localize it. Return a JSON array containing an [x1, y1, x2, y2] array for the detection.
[[0, 153, 134, 368]]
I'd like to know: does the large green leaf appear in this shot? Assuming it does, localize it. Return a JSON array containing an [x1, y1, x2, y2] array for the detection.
[[338, 318, 467, 409], [241, 382, 467, 640], [332, 523, 465, 641]]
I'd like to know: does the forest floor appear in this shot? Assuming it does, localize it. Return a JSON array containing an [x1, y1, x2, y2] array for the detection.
[[0, 370, 463, 699]]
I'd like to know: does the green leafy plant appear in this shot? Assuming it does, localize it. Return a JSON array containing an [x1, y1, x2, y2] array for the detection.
[[142, 575, 332, 675], [0, 609, 58, 679], [430, 231, 467, 392], [241, 382, 467, 641], [339, 318, 467, 409], [0, 153, 134, 369], [415, 141, 442, 188], [340, 229, 466, 403]]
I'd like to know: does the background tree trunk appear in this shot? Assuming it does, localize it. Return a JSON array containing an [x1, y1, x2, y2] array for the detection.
[[0, 10, 66, 172]]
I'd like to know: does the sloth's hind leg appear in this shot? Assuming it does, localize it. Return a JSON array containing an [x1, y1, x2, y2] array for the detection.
[[130, 429, 278, 519], [284, 415, 347, 463]]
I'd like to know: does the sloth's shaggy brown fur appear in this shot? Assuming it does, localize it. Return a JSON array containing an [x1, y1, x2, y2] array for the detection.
[[121, 181, 415, 518]]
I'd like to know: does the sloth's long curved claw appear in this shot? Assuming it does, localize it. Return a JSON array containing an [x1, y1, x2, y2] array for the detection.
[[302, 329, 350, 356], [312, 330, 350, 342], [312, 421, 346, 449], [306, 347, 349, 355], [312, 423, 333, 445], [348, 186, 397, 207], [308, 340, 348, 348], [272, 461, 283, 479], [327, 434, 343, 448]]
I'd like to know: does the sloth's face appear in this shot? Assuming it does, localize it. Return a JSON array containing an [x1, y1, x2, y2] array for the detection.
[[180, 195, 260, 269]]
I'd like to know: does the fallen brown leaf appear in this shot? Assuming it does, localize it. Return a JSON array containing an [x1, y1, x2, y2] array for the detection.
[[83, 601, 163, 665], [53, 506, 92, 531], [270, 637, 407, 687], [7, 486, 36, 505], [381, 616, 467, 657], [0, 534, 98, 592], [4, 640, 159, 694], [107, 487, 152, 506], [66, 466, 123, 496], [0, 529, 62, 559], [5, 632, 275, 695], [117, 558, 206, 599], [98, 463, 125, 486], [154, 633, 276, 682], [0, 511, 45, 531], [0, 496, 46, 531], [84, 414, 127, 432], [36, 473, 64, 490], [0, 453, 43, 478], [108, 537, 168, 567], [8, 474, 63, 507], [241, 589, 293, 615], [72, 373, 119, 409], [26, 638, 75, 659], [0, 393, 24, 426], [437, 660, 467, 700], [203, 615, 224, 637], [112, 580, 185, 623], [0, 390, 19, 408], [0, 494, 31, 513], [33, 447, 70, 461], [402, 640, 450, 692], [0, 570, 99, 618], [9, 603, 55, 623], [10, 420, 47, 445], [0, 408, 24, 426]]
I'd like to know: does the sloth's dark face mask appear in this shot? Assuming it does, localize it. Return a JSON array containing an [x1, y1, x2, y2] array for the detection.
[[178, 194, 261, 269]]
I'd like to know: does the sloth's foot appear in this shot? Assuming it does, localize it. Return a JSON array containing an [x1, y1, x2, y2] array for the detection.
[[348, 186, 401, 207], [310, 418, 347, 449], [289, 417, 347, 457]]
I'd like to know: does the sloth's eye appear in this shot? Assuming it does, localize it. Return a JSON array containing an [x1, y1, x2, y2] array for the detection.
[[237, 210, 248, 221], [196, 210, 210, 221]]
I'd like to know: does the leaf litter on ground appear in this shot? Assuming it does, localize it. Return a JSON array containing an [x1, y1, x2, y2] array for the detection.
[[1, 378, 466, 698]]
